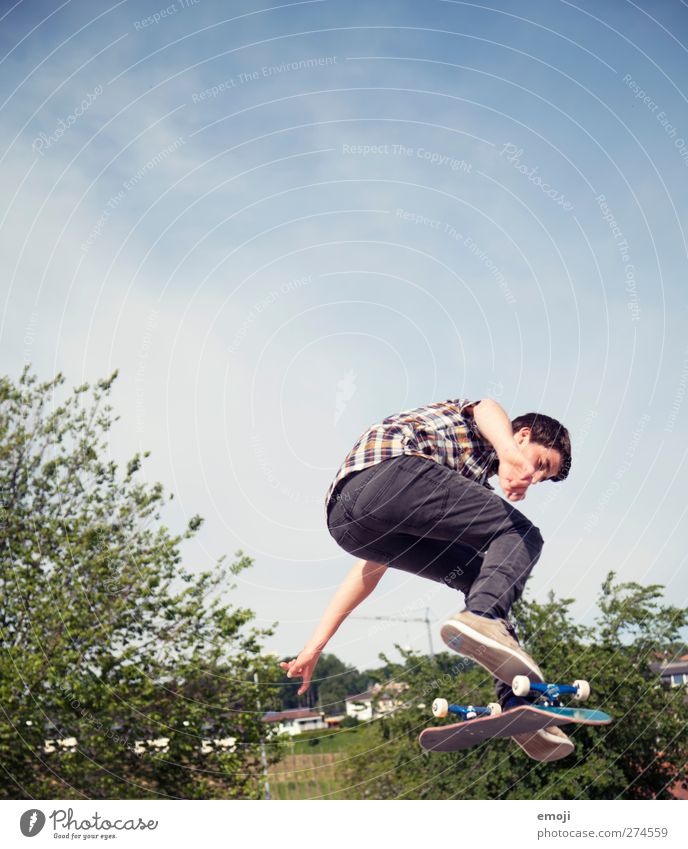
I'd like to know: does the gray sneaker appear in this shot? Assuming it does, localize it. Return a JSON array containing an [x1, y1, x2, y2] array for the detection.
[[441, 609, 544, 685], [513, 725, 575, 762]]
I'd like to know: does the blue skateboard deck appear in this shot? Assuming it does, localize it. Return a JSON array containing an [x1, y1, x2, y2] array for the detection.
[[419, 704, 612, 753]]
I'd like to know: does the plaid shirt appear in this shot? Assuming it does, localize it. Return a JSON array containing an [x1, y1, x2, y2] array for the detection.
[[324, 398, 500, 517]]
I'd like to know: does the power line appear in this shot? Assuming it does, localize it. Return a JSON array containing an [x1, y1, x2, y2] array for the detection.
[[351, 607, 435, 657]]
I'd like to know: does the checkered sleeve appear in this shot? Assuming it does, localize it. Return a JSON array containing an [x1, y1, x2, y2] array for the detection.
[[458, 399, 484, 436]]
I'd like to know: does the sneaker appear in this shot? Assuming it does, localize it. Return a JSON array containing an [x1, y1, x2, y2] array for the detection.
[[441, 609, 544, 686], [513, 725, 575, 762]]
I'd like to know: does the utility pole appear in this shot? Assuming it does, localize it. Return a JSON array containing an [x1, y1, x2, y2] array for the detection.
[[253, 670, 271, 800], [351, 607, 435, 657]]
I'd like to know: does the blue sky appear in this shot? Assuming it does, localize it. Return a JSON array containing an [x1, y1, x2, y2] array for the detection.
[[1, 0, 687, 670]]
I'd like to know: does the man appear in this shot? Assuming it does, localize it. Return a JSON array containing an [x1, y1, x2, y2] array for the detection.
[[281, 396, 573, 761]]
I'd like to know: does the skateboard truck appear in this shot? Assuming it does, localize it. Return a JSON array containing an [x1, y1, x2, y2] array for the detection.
[[432, 699, 502, 719], [430, 678, 591, 721], [512, 675, 591, 706]]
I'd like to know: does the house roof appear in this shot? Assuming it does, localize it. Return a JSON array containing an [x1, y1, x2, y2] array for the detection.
[[262, 709, 323, 723], [346, 682, 409, 702], [661, 662, 688, 675], [345, 691, 372, 702], [649, 660, 688, 675]]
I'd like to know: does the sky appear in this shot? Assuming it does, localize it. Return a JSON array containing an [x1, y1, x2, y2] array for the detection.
[[1, 0, 687, 671]]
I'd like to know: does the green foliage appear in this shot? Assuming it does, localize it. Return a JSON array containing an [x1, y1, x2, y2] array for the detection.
[[314, 654, 369, 715], [287, 726, 367, 754], [341, 581, 688, 799], [0, 368, 284, 799]]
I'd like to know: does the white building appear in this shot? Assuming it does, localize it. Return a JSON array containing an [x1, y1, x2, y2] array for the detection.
[[345, 682, 407, 722], [345, 692, 374, 721], [261, 708, 328, 736], [651, 655, 688, 688]]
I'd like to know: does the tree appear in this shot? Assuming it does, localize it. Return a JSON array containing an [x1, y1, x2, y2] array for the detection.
[[314, 654, 369, 715], [0, 368, 284, 799], [341, 577, 688, 799]]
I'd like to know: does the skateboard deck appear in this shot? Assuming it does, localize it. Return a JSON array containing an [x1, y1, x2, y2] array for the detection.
[[419, 704, 612, 753]]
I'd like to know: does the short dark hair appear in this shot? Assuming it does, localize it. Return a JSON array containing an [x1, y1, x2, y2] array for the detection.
[[511, 412, 571, 481]]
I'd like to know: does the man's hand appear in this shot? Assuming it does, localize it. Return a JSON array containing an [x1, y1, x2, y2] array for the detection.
[[498, 446, 535, 502], [279, 646, 322, 695]]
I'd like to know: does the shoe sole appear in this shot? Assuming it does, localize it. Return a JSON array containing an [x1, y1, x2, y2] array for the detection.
[[441, 618, 544, 686], [513, 729, 575, 762]]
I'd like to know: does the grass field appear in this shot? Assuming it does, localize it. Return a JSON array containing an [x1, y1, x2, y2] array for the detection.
[[267, 726, 372, 799]]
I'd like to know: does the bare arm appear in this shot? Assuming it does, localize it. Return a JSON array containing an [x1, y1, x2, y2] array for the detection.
[[280, 558, 387, 694], [472, 399, 535, 502], [472, 398, 519, 455]]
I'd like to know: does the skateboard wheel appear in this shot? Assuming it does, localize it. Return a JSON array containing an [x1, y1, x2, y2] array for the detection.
[[432, 698, 449, 718], [487, 702, 502, 716], [573, 679, 590, 701], [512, 675, 531, 697]]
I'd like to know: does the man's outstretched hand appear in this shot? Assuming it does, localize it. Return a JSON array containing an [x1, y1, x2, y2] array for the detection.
[[279, 646, 322, 695], [498, 446, 535, 502]]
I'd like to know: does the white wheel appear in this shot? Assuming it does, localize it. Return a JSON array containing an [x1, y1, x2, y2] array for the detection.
[[487, 702, 502, 716], [512, 675, 531, 697], [573, 679, 590, 702], [432, 698, 449, 718]]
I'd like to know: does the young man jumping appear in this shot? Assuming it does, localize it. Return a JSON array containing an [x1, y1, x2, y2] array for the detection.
[[281, 397, 572, 761]]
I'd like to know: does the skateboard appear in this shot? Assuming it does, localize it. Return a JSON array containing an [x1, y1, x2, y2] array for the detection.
[[419, 675, 613, 753]]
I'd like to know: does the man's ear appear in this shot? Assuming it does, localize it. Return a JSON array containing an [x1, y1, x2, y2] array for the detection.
[[514, 426, 531, 445]]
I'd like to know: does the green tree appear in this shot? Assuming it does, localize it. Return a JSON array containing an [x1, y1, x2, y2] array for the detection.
[[314, 654, 368, 715], [0, 368, 284, 799], [342, 577, 688, 799]]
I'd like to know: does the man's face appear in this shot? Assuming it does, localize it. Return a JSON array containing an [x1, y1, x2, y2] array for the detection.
[[514, 427, 562, 484]]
